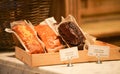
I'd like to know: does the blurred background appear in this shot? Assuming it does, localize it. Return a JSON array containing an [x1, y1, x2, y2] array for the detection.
[[0, 0, 120, 51]]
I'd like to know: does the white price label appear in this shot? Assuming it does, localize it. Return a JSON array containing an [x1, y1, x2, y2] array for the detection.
[[88, 45, 110, 57], [59, 47, 79, 61]]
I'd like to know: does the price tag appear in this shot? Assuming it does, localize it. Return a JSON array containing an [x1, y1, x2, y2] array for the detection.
[[59, 47, 79, 61], [88, 45, 110, 57]]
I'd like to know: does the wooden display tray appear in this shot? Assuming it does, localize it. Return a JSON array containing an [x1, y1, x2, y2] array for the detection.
[[15, 41, 120, 67]]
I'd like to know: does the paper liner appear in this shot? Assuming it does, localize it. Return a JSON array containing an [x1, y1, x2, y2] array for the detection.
[[57, 15, 96, 49], [5, 20, 46, 53], [36, 18, 65, 52]]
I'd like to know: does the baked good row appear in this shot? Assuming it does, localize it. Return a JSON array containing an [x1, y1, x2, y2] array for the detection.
[[5, 15, 96, 54]]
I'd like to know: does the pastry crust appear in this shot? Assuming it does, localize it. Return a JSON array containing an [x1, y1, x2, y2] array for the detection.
[[35, 24, 64, 52], [12, 21, 45, 54]]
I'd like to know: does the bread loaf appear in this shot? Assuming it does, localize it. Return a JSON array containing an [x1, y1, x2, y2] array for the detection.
[[58, 21, 85, 50], [35, 24, 64, 52], [11, 21, 45, 54]]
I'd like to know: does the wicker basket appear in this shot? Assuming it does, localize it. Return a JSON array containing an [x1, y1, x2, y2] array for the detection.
[[0, 0, 52, 50]]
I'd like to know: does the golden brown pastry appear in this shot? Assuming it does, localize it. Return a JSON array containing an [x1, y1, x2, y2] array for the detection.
[[12, 21, 45, 54], [35, 24, 64, 52]]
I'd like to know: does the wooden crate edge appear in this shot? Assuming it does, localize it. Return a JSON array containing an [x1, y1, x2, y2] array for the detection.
[[15, 41, 120, 67], [15, 46, 32, 66]]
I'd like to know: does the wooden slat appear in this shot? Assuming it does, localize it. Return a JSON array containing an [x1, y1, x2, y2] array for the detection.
[[65, 0, 81, 25], [81, 6, 120, 16], [81, 0, 120, 16], [15, 47, 32, 66]]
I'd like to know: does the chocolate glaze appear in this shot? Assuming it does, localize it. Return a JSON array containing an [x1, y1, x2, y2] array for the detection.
[[58, 21, 85, 50]]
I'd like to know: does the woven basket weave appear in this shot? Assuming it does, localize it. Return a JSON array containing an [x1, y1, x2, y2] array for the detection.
[[0, 0, 51, 50]]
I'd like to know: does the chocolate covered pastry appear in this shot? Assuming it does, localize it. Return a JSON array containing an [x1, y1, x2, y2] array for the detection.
[[58, 21, 85, 50]]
